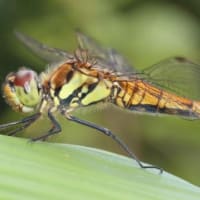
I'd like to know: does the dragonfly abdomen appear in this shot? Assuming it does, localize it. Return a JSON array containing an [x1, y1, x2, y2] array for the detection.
[[113, 80, 200, 119]]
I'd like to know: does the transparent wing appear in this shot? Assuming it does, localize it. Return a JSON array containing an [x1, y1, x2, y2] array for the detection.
[[15, 31, 73, 62], [76, 31, 135, 73], [139, 57, 200, 100]]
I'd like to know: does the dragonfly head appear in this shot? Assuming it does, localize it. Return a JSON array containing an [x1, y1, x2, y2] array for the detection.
[[2, 68, 42, 113]]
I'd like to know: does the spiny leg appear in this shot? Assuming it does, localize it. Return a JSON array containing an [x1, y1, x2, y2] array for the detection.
[[30, 109, 61, 142], [0, 113, 41, 136], [62, 113, 163, 173]]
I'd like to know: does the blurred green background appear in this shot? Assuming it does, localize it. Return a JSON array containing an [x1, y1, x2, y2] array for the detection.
[[0, 0, 200, 186]]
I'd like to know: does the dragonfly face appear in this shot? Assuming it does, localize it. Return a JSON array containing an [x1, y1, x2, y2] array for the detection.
[[2, 68, 41, 113]]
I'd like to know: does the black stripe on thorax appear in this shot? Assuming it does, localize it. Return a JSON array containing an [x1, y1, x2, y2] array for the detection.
[[66, 70, 74, 82], [59, 85, 83, 106], [59, 81, 99, 106], [80, 81, 99, 100]]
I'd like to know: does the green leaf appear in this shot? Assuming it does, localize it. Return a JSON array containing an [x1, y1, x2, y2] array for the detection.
[[0, 135, 199, 200]]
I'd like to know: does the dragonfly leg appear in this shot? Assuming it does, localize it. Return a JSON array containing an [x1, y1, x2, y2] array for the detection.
[[62, 112, 163, 173], [30, 109, 61, 142], [0, 113, 41, 136]]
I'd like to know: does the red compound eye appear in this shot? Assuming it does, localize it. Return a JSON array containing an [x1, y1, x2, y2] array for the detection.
[[13, 69, 35, 87]]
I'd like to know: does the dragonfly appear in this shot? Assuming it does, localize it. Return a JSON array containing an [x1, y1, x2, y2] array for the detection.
[[1, 31, 200, 173]]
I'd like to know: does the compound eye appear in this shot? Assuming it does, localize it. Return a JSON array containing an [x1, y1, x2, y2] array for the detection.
[[13, 68, 36, 90], [3, 68, 41, 113]]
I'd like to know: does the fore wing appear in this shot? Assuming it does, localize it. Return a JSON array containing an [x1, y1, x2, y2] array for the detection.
[[15, 31, 73, 63], [15, 31, 136, 73]]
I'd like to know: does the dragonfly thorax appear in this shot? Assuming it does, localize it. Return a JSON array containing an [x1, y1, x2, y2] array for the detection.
[[2, 68, 42, 113], [41, 62, 113, 110]]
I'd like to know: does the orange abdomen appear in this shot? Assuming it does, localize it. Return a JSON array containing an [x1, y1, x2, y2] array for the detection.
[[114, 80, 200, 119]]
